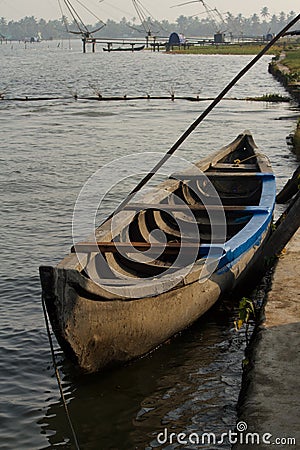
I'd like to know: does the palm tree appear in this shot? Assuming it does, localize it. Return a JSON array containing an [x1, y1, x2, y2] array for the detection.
[[250, 13, 260, 35], [287, 11, 296, 21], [260, 6, 270, 35], [278, 11, 286, 28], [260, 7, 270, 20], [0, 17, 8, 38]]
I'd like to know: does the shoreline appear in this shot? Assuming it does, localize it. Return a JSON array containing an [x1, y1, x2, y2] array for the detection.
[[268, 47, 300, 156], [234, 43, 300, 447]]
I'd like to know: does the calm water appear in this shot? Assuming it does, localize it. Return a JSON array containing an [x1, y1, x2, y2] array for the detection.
[[0, 39, 299, 450]]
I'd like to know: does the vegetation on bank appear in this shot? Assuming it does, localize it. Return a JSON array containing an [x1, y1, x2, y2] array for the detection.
[[280, 46, 300, 83], [246, 93, 290, 102], [281, 46, 300, 71], [277, 45, 300, 156], [167, 43, 283, 55]]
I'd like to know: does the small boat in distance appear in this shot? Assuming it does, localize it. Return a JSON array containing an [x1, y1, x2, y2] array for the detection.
[[103, 44, 145, 52], [39, 131, 276, 373]]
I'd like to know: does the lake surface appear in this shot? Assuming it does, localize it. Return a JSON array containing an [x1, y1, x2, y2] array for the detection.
[[0, 39, 299, 449]]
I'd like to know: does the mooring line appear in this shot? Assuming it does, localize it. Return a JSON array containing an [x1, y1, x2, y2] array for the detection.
[[41, 296, 81, 450]]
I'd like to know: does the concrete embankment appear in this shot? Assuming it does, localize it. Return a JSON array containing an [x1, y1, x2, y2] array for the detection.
[[234, 228, 300, 449]]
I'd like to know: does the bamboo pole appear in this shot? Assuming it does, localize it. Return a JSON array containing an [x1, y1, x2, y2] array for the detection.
[[257, 190, 300, 277], [104, 14, 300, 222], [276, 165, 300, 203]]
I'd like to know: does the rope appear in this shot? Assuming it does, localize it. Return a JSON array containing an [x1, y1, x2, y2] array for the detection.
[[234, 153, 272, 165], [73, 0, 106, 24], [64, 0, 89, 34], [41, 296, 81, 450]]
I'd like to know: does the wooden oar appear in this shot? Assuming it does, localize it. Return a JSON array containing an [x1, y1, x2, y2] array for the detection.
[[276, 165, 300, 203]]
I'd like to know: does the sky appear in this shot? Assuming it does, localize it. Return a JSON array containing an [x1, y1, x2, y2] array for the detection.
[[0, 0, 298, 23]]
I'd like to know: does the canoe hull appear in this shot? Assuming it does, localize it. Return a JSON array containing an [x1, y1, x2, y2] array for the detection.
[[103, 45, 145, 52], [40, 131, 276, 373], [40, 232, 266, 372]]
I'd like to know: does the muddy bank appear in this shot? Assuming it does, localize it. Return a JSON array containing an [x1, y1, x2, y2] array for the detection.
[[269, 52, 300, 156], [268, 54, 300, 105]]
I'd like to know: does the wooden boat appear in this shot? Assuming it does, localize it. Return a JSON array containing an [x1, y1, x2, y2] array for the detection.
[[39, 131, 276, 373], [103, 44, 145, 52]]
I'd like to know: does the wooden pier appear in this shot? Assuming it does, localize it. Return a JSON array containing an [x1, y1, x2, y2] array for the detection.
[[81, 37, 166, 53]]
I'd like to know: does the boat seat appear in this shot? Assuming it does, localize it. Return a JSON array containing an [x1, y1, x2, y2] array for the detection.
[[210, 163, 258, 170], [72, 241, 202, 254], [73, 238, 265, 258]]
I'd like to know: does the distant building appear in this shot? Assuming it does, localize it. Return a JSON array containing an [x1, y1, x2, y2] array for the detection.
[[214, 32, 225, 43]]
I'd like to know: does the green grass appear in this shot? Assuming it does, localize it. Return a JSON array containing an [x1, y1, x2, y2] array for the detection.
[[167, 43, 282, 55], [280, 46, 300, 82], [281, 47, 300, 71]]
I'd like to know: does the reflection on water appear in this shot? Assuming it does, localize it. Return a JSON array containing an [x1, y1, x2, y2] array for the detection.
[[40, 305, 245, 450], [0, 40, 299, 449]]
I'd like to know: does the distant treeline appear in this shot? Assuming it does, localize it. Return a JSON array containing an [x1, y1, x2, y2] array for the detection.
[[0, 10, 298, 41]]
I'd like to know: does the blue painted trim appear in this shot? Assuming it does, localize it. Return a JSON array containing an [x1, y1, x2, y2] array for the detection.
[[220, 174, 276, 267], [197, 173, 276, 269], [249, 173, 274, 179], [236, 206, 269, 214]]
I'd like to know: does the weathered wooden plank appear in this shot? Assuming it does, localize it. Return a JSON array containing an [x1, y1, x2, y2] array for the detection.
[[124, 203, 269, 213], [171, 172, 273, 180], [211, 163, 257, 170], [72, 241, 201, 254]]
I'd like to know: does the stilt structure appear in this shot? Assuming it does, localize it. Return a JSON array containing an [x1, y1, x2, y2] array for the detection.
[[58, 0, 106, 52]]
